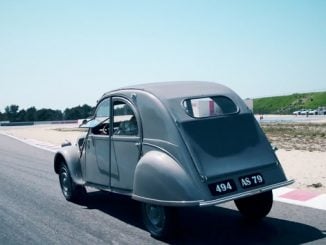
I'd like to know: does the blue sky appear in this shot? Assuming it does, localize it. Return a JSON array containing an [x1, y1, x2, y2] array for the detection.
[[1, 0, 325, 111]]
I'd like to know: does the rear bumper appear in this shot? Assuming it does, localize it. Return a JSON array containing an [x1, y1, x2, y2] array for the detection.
[[133, 179, 294, 207], [199, 179, 294, 207]]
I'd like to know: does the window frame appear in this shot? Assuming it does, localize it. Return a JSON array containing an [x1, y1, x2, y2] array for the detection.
[[112, 97, 140, 137]]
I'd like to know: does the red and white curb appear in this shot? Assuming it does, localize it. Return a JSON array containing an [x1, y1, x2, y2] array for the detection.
[[273, 187, 326, 211], [1, 131, 325, 210]]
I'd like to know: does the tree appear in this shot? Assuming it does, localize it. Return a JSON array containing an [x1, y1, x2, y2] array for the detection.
[[64, 104, 94, 120], [1, 104, 95, 122], [25, 107, 37, 121], [36, 108, 63, 121], [5, 104, 19, 122], [16, 109, 26, 122], [0, 111, 8, 121]]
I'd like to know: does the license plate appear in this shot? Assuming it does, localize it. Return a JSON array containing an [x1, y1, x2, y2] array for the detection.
[[209, 179, 237, 196], [239, 173, 264, 189]]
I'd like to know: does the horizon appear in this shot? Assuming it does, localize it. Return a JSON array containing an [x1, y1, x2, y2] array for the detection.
[[1, 1, 325, 111], [1, 88, 326, 113]]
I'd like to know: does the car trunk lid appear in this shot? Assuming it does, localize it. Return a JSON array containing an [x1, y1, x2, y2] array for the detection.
[[180, 113, 277, 182]]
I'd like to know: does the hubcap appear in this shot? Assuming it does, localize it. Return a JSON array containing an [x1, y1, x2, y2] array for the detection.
[[59, 168, 71, 197], [146, 204, 165, 229]]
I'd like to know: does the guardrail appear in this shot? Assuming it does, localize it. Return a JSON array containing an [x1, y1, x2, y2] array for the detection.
[[0, 120, 78, 127]]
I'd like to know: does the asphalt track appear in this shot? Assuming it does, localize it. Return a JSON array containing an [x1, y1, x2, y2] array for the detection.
[[0, 134, 325, 244]]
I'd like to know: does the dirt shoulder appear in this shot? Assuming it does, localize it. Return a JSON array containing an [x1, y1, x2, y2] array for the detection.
[[261, 122, 326, 152], [261, 122, 326, 193]]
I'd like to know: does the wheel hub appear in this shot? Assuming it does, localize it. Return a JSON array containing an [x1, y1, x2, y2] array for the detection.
[[60, 170, 71, 197], [147, 205, 165, 228]]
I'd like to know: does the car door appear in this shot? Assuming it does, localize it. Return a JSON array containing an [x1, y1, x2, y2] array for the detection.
[[85, 98, 111, 186], [110, 98, 141, 191]]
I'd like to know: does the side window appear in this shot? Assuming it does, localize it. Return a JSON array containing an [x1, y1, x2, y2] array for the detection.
[[113, 101, 138, 136]]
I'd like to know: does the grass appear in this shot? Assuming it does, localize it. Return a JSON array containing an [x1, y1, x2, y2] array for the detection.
[[254, 91, 326, 114]]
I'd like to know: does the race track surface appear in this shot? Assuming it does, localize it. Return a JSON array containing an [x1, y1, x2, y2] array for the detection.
[[0, 134, 325, 244]]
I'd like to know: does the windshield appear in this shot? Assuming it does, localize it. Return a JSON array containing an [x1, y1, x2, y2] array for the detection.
[[80, 98, 111, 128]]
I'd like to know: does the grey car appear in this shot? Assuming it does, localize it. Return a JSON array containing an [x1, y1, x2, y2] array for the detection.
[[54, 81, 293, 238]]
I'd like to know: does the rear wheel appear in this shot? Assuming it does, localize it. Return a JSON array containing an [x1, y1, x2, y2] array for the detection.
[[59, 163, 86, 202], [234, 190, 273, 220], [141, 203, 175, 239]]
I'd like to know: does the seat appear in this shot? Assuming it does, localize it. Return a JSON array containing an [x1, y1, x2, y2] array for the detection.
[[115, 116, 138, 135]]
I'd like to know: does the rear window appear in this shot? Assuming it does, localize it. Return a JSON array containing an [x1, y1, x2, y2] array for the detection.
[[183, 96, 238, 118]]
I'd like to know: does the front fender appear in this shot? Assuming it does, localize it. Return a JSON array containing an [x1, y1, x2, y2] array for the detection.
[[54, 146, 85, 185], [132, 151, 203, 206]]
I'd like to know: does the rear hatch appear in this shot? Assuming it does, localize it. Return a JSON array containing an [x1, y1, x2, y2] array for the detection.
[[180, 113, 277, 182]]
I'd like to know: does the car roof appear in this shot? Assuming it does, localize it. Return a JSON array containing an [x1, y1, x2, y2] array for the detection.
[[100, 81, 250, 123], [103, 81, 235, 101]]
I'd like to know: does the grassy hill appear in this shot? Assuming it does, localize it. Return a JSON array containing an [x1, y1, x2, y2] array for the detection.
[[253, 91, 326, 114]]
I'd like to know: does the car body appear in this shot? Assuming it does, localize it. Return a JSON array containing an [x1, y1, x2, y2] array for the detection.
[[54, 81, 293, 238], [318, 107, 326, 115], [308, 109, 318, 115], [293, 109, 311, 116], [299, 109, 308, 115], [293, 110, 300, 115]]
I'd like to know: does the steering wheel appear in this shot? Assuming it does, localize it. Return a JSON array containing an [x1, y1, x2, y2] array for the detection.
[[99, 125, 108, 135]]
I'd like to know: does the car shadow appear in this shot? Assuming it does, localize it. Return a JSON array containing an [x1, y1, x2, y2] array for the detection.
[[81, 191, 143, 229], [174, 206, 325, 244], [80, 191, 325, 244]]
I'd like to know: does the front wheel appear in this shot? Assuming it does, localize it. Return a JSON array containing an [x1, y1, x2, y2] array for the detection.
[[59, 163, 86, 203], [141, 203, 175, 239], [234, 190, 273, 220]]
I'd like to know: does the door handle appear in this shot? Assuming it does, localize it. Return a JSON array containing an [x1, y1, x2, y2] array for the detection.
[[87, 139, 92, 148]]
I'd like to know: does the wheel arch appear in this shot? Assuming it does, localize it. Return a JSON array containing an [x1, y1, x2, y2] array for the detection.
[[54, 146, 85, 186], [132, 150, 203, 206]]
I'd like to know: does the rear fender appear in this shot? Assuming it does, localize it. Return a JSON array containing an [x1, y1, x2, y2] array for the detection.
[[132, 151, 203, 206], [54, 146, 85, 185]]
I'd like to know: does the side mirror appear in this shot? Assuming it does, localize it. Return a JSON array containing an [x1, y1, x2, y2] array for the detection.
[[79, 117, 95, 128]]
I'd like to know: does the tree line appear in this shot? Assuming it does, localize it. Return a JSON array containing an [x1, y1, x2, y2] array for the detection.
[[0, 104, 95, 122]]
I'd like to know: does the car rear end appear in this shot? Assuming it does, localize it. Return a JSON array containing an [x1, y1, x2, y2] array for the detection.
[[178, 95, 293, 207]]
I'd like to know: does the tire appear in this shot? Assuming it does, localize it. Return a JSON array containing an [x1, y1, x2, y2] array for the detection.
[[234, 190, 273, 220], [59, 163, 86, 203], [141, 203, 175, 239]]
